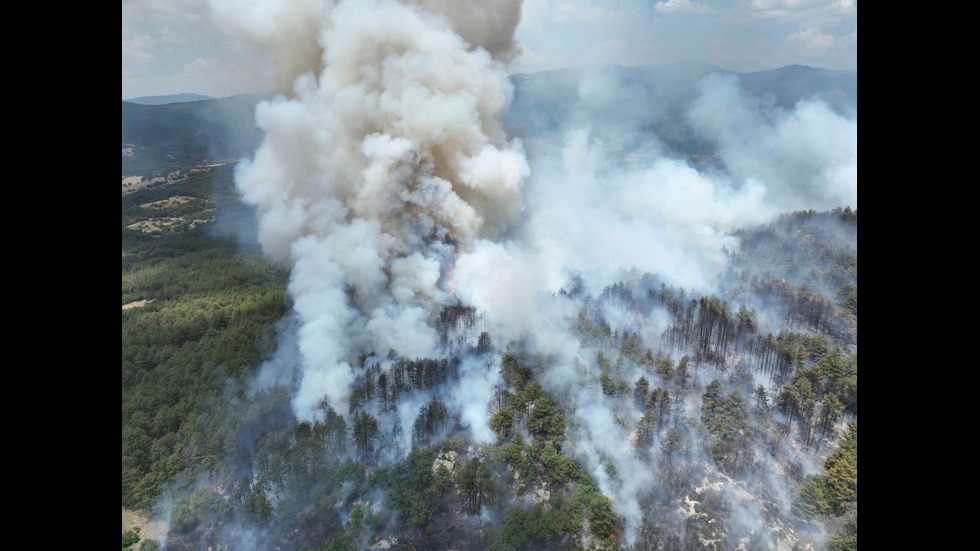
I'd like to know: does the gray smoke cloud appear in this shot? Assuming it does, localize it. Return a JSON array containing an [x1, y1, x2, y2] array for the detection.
[[457, 68, 857, 353], [407, 0, 525, 62], [202, 0, 855, 545], [207, 0, 327, 93], [207, 0, 523, 94], [688, 73, 857, 211], [219, 0, 529, 418], [449, 354, 505, 444], [451, 71, 856, 544]]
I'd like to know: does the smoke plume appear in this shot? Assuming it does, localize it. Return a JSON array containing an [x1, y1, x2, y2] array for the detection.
[[688, 73, 857, 211], [193, 1, 858, 548], [220, 0, 529, 418], [446, 68, 856, 545], [207, 0, 523, 94]]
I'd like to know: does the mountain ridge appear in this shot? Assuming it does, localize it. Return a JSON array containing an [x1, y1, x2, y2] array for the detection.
[[124, 93, 215, 105]]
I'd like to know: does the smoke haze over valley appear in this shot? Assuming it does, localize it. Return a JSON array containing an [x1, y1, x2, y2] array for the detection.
[[122, 1, 857, 550]]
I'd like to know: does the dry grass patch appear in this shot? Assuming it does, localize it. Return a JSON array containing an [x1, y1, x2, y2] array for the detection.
[[125, 209, 216, 234], [122, 507, 168, 544], [140, 196, 196, 209]]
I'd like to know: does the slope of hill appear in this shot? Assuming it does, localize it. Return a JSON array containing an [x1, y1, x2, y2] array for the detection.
[[121, 93, 273, 176], [124, 93, 215, 105], [121, 64, 856, 179], [122, 63, 857, 551], [739, 65, 856, 114]]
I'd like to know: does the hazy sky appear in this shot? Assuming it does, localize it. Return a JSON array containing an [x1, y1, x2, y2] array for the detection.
[[122, 0, 856, 99]]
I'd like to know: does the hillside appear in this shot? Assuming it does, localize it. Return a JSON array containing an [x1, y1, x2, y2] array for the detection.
[[121, 64, 856, 178], [121, 93, 272, 176], [122, 63, 857, 551], [124, 93, 215, 105], [124, 193, 858, 550]]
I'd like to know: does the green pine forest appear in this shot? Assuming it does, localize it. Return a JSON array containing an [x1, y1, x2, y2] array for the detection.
[[122, 160, 855, 551]]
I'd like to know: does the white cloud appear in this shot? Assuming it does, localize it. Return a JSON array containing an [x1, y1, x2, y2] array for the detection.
[[655, 0, 713, 15], [749, 0, 842, 9], [122, 35, 156, 63], [520, 0, 551, 30], [694, 23, 855, 72], [170, 56, 260, 96], [741, 0, 855, 25], [588, 38, 630, 61], [553, 1, 626, 22], [160, 25, 188, 45], [124, 0, 207, 24], [124, 0, 857, 98], [778, 27, 856, 68], [784, 27, 835, 56], [179, 56, 229, 78]]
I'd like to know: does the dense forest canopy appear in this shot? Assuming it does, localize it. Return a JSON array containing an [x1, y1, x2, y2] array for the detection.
[[122, 6, 856, 549], [123, 163, 856, 550]]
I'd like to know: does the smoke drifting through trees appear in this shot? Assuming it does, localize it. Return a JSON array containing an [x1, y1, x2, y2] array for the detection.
[[148, 0, 858, 549]]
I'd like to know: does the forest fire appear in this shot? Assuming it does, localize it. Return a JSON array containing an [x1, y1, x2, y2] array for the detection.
[[122, 0, 857, 548]]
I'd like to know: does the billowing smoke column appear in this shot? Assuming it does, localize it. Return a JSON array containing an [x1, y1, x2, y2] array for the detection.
[[222, 0, 529, 418], [204, 0, 856, 545], [208, 0, 524, 94]]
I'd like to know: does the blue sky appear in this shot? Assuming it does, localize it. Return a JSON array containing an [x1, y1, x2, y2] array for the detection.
[[122, 0, 856, 99]]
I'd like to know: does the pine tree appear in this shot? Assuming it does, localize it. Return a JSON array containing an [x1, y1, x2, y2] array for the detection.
[[460, 458, 496, 514]]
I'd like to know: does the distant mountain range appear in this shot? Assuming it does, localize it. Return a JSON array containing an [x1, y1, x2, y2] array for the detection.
[[122, 64, 856, 175], [124, 93, 215, 105], [503, 62, 856, 159], [736, 64, 856, 109]]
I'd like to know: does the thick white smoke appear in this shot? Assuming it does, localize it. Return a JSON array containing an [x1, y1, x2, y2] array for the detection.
[[224, 0, 529, 418], [207, 0, 523, 94], [455, 239, 579, 356], [449, 73, 856, 544], [455, 71, 856, 364], [688, 73, 858, 211], [206, 0, 855, 543], [207, 0, 327, 93]]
